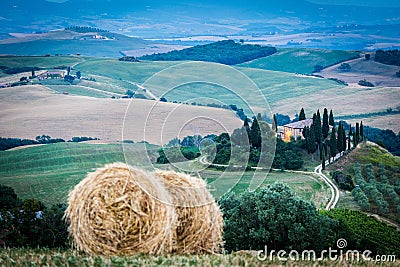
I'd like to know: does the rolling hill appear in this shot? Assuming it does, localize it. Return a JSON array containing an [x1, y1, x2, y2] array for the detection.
[[1, 54, 398, 133], [0, 85, 243, 144], [238, 48, 360, 74], [0, 142, 330, 207], [0, 30, 157, 57]]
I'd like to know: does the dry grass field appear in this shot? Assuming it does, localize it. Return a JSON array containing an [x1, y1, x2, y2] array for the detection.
[[346, 114, 400, 133], [319, 57, 400, 87], [0, 85, 242, 144]]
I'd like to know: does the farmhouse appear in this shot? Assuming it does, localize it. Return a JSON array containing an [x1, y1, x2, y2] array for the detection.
[[281, 119, 313, 142], [39, 70, 67, 79]]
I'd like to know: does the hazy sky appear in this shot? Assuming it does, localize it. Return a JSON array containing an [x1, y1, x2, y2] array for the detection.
[[43, 0, 400, 6], [307, 0, 400, 7]]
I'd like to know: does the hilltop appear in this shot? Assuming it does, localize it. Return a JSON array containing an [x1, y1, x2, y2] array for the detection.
[[319, 55, 400, 87], [0, 29, 185, 57]]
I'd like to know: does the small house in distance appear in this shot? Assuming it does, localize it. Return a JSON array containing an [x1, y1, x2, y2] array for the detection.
[[281, 118, 313, 142], [38, 70, 67, 79]]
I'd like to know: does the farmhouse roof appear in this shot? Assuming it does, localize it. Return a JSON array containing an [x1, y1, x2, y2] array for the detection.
[[283, 118, 313, 129]]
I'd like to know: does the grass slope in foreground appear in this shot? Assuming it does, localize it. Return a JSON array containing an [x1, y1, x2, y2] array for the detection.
[[238, 48, 360, 74], [0, 142, 158, 206], [2, 248, 396, 267], [0, 143, 329, 208]]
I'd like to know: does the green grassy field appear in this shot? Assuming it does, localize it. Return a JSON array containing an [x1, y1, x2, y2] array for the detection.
[[0, 143, 329, 208], [199, 169, 329, 208], [0, 143, 159, 205], [0, 55, 84, 69], [75, 58, 342, 114], [238, 48, 360, 74]]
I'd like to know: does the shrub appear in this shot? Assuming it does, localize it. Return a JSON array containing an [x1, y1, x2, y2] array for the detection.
[[358, 79, 374, 87]]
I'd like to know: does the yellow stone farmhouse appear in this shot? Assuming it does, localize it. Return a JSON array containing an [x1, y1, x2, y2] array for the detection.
[[281, 118, 313, 142]]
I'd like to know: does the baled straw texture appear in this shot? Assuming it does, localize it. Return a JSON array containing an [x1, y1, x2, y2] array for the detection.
[[155, 170, 223, 254], [65, 163, 176, 256]]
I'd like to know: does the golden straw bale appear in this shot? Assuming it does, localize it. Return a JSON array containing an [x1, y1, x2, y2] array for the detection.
[[65, 163, 176, 256], [155, 170, 223, 254]]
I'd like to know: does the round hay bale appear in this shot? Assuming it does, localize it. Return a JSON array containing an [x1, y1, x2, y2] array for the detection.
[[65, 163, 176, 256], [155, 170, 223, 254]]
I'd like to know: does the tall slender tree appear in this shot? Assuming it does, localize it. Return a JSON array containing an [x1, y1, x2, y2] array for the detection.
[[322, 108, 329, 139], [329, 126, 337, 162], [348, 124, 352, 150], [244, 117, 250, 135], [360, 121, 364, 142], [308, 124, 317, 161], [329, 110, 335, 126], [355, 122, 360, 147], [321, 145, 326, 170], [272, 114, 278, 132], [341, 123, 346, 153], [299, 108, 306, 121], [337, 122, 344, 153], [249, 118, 261, 149]]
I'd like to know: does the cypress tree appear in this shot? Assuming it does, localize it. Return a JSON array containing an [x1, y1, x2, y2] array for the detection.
[[341, 123, 346, 153], [329, 110, 335, 126], [321, 145, 326, 170], [309, 124, 317, 161], [322, 108, 329, 139], [360, 121, 364, 142], [355, 122, 360, 147], [329, 126, 337, 161], [244, 117, 250, 135], [313, 112, 322, 146], [299, 108, 306, 121], [249, 118, 261, 149], [348, 124, 352, 150], [303, 126, 309, 152], [272, 114, 278, 132], [337, 122, 343, 153]]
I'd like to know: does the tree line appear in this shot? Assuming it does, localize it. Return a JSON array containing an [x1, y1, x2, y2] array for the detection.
[[374, 49, 400, 66], [65, 26, 109, 33], [300, 108, 364, 169], [0, 135, 99, 151]]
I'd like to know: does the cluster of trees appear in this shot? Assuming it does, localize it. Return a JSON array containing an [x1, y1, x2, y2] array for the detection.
[[338, 63, 351, 72], [374, 49, 400, 66], [118, 56, 139, 62], [65, 26, 108, 33], [331, 170, 354, 191], [156, 146, 200, 164], [361, 126, 400, 156], [139, 40, 277, 65], [219, 183, 337, 252], [358, 79, 374, 87], [220, 183, 400, 256], [0, 185, 68, 248], [209, 115, 302, 170], [302, 109, 354, 168], [0, 136, 99, 151]]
